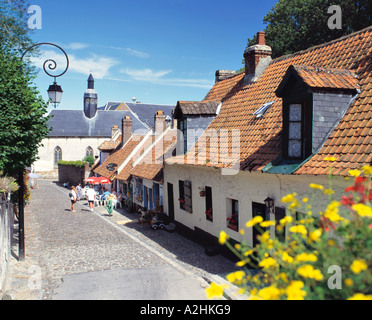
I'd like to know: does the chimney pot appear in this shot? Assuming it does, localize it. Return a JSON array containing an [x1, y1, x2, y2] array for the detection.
[[257, 31, 266, 45]]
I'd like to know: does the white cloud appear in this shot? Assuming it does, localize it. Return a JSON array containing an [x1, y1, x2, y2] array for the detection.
[[120, 68, 213, 88], [121, 68, 172, 81], [66, 42, 90, 50], [29, 50, 118, 79]]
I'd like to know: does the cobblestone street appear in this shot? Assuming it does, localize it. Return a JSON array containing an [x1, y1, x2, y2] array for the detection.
[[4, 180, 238, 300]]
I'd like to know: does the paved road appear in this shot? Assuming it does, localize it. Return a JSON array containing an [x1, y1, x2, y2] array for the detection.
[[5, 180, 239, 300]]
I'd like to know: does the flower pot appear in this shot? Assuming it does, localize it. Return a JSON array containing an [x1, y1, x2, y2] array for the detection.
[[200, 191, 205, 197]]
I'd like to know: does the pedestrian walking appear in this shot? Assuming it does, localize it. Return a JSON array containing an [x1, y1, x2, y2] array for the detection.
[[86, 184, 96, 211], [76, 183, 82, 201], [70, 186, 77, 212]]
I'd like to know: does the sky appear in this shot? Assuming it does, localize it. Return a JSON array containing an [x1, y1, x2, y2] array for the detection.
[[25, 0, 278, 112]]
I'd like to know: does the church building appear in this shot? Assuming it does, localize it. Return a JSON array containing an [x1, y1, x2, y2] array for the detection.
[[33, 74, 148, 177]]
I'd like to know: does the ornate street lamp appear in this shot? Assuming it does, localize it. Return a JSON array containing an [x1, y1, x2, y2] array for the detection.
[[21, 42, 69, 108], [17, 43, 69, 261]]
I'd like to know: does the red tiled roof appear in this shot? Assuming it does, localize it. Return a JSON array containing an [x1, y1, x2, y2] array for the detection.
[[94, 134, 145, 180], [277, 65, 359, 93], [130, 130, 177, 182], [168, 26, 372, 176]]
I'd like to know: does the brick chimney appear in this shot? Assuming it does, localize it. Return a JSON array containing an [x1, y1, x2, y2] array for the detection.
[[154, 110, 166, 135], [244, 31, 272, 85], [122, 116, 132, 146]]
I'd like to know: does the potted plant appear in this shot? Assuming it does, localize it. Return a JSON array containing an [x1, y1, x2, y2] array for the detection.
[[198, 186, 205, 197]]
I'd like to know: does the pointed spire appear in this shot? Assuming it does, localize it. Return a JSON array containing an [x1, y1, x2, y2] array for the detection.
[[88, 73, 94, 89]]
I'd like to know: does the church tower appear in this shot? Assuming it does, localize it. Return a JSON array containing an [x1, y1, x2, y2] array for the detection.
[[84, 73, 98, 119]]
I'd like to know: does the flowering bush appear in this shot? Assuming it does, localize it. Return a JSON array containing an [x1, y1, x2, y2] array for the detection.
[[206, 163, 372, 300]]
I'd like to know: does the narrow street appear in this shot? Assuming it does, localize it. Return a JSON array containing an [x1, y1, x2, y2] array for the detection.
[[5, 180, 238, 300]]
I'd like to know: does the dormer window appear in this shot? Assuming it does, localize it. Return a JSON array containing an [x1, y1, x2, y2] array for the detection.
[[288, 104, 303, 159], [276, 65, 359, 162]]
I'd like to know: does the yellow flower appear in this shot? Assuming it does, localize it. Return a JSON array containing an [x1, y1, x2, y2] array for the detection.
[[309, 183, 324, 190], [352, 203, 372, 218], [324, 201, 343, 222], [246, 216, 263, 228], [280, 216, 293, 225], [297, 265, 323, 281], [324, 156, 337, 162], [226, 271, 245, 284], [236, 260, 248, 267], [260, 220, 276, 228], [244, 249, 254, 257], [345, 278, 354, 287], [286, 281, 307, 300], [362, 165, 372, 175], [277, 272, 289, 284], [302, 197, 309, 203], [308, 229, 322, 243], [257, 286, 281, 300], [282, 251, 294, 264], [348, 169, 361, 177], [259, 257, 277, 269], [295, 253, 318, 262], [239, 229, 245, 235], [288, 200, 301, 210], [323, 188, 335, 196], [281, 193, 297, 204], [350, 259, 368, 274], [289, 225, 307, 236], [205, 283, 226, 299], [218, 231, 229, 245], [347, 293, 372, 300]]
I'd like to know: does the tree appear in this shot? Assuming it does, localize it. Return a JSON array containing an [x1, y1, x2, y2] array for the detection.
[[248, 0, 372, 58], [0, 0, 34, 53], [0, 47, 51, 175]]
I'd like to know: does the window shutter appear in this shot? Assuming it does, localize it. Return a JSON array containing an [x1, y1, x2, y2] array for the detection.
[[183, 180, 192, 213]]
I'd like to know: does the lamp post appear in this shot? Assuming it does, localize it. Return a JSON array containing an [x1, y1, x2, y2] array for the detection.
[[17, 43, 69, 261], [264, 197, 275, 215], [21, 42, 69, 108]]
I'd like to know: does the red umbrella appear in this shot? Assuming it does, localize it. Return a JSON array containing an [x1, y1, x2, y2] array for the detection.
[[84, 177, 111, 185]]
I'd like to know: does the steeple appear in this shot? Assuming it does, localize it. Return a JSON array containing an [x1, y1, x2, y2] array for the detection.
[[84, 73, 98, 119], [88, 73, 94, 89]]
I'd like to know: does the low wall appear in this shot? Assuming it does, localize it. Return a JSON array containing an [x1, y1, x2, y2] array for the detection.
[[58, 162, 90, 187], [0, 198, 14, 294]]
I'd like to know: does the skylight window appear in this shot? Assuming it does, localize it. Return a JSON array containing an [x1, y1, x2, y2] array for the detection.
[[253, 101, 275, 118]]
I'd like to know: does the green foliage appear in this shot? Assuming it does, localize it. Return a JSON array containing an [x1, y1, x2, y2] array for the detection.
[[0, 47, 51, 175], [212, 164, 372, 300], [0, 0, 35, 53], [58, 160, 88, 169], [248, 0, 372, 58], [82, 155, 95, 167]]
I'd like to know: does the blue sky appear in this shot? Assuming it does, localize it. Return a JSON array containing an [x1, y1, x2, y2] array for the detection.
[[27, 0, 278, 111]]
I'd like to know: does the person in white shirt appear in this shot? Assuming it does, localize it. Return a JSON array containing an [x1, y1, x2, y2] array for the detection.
[[70, 186, 77, 212], [86, 185, 96, 212]]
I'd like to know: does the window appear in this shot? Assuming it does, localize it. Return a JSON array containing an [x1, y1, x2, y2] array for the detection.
[[288, 104, 303, 158], [205, 186, 213, 221], [179, 118, 188, 153], [227, 198, 239, 231], [54, 146, 62, 168], [86, 146, 93, 157], [179, 180, 192, 213]]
